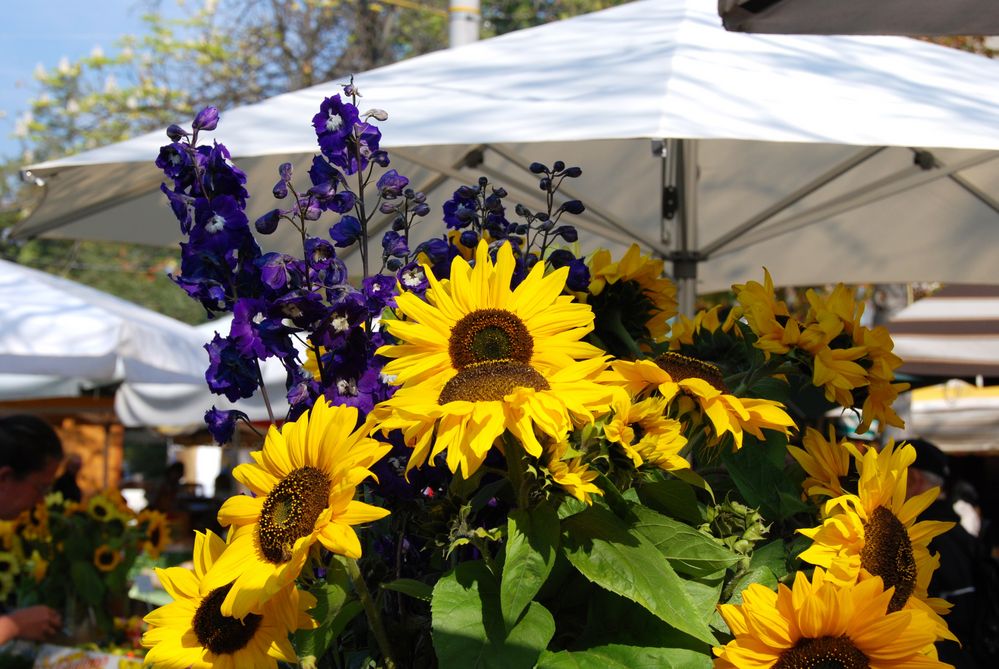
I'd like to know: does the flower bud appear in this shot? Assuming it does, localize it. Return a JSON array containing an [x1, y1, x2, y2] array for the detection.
[[166, 124, 189, 141], [192, 106, 219, 131], [255, 209, 282, 235]]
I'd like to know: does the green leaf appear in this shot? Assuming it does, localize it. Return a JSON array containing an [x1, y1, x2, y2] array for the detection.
[[720, 432, 807, 521], [681, 573, 724, 623], [636, 479, 703, 525], [70, 562, 105, 606], [432, 561, 555, 669], [293, 561, 353, 660], [628, 505, 741, 577], [381, 578, 433, 602], [749, 539, 788, 580], [537, 645, 712, 669], [561, 506, 716, 645], [500, 502, 559, 631]]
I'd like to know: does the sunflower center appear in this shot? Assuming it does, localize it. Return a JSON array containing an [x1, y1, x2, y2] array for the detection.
[[654, 352, 728, 392], [257, 466, 331, 564], [97, 549, 116, 567], [774, 636, 869, 669], [449, 309, 533, 369], [192, 584, 263, 655], [149, 526, 161, 546], [439, 360, 550, 404], [861, 505, 917, 612]]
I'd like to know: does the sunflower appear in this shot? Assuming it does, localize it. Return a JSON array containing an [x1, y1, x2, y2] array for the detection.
[[16, 502, 48, 541], [543, 438, 602, 505], [88, 494, 120, 523], [732, 269, 800, 356], [0, 551, 20, 579], [94, 545, 122, 573], [202, 398, 389, 619], [714, 568, 947, 668], [378, 240, 606, 390], [142, 530, 316, 669], [587, 243, 678, 342], [788, 426, 856, 501], [374, 355, 614, 478], [138, 509, 171, 559], [603, 393, 689, 473], [29, 549, 47, 583], [611, 355, 795, 451], [798, 441, 955, 641], [667, 304, 742, 351]]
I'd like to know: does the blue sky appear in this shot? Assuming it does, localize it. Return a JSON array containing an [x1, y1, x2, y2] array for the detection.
[[0, 1, 149, 160]]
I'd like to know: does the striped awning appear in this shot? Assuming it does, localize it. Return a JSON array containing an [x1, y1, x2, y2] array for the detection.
[[888, 285, 999, 379]]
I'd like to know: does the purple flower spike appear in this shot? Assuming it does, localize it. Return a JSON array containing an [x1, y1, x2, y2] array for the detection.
[[330, 215, 362, 248], [193, 106, 220, 131], [377, 169, 409, 199], [205, 407, 248, 444]]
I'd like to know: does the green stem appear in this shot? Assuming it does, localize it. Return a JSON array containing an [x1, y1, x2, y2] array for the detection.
[[503, 434, 532, 510], [346, 558, 397, 669], [606, 310, 644, 359]]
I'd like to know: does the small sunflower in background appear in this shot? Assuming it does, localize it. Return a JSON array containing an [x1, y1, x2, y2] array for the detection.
[[714, 568, 947, 668], [142, 530, 316, 669], [137, 509, 171, 559], [87, 494, 119, 523], [788, 425, 857, 501], [202, 399, 389, 619], [798, 441, 955, 641], [93, 545, 122, 573], [543, 438, 601, 506], [585, 244, 678, 356]]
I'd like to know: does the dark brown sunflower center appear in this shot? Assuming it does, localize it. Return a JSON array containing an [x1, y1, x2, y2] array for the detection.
[[257, 466, 331, 564], [96, 549, 116, 567], [0, 560, 12, 573], [449, 309, 533, 369], [654, 352, 728, 392], [861, 505, 916, 612], [92, 504, 109, 519], [192, 583, 263, 655], [775, 636, 869, 669], [149, 526, 161, 546], [439, 360, 550, 404]]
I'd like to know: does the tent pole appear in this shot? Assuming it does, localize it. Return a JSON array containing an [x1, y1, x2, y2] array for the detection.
[[660, 138, 700, 316]]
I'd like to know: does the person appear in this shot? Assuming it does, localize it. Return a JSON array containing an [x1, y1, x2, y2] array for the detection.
[[906, 437, 995, 669], [148, 461, 185, 513], [0, 415, 64, 644], [52, 452, 83, 503]]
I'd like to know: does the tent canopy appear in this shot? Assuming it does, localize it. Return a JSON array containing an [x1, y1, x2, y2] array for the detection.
[[14, 0, 999, 296], [889, 284, 999, 380], [717, 0, 999, 36], [0, 259, 208, 384]]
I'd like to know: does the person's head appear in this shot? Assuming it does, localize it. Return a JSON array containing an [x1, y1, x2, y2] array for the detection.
[[0, 415, 63, 519], [905, 437, 949, 500], [63, 452, 83, 476]]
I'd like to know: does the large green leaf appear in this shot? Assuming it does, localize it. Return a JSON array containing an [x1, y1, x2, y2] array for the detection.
[[537, 644, 712, 669], [636, 479, 703, 525], [500, 502, 559, 631], [561, 506, 716, 645], [382, 578, 433, 602], [628, 505, 740, 577], [432, 561, 555, 668], [681, 573, 725, 624]]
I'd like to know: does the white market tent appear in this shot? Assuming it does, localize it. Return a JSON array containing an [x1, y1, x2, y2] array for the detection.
[[888, 285, 999, 380], [0, 259, 209, 384], [114, 316, 292, 429], [12, 0, 999, 312]]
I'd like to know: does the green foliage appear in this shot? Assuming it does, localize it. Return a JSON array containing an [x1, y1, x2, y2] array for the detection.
[[560, 504, 717, 646], [432, 560, 556, 668], [499, 502, 560, 631], [537, 644, 713, 669]]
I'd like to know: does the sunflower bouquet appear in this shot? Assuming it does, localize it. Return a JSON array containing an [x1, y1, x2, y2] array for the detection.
[[143, 83, 956, 668], [4, 491, 169, 642]]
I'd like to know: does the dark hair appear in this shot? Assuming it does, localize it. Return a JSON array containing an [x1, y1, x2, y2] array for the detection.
[[0, 415, 64, 479]]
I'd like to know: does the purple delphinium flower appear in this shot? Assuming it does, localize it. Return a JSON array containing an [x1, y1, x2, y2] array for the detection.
[[192, 106, 220, 131], [362, 274, 396, 313], [312, 95, 360, 170], [204, 407, 247, 444], [330, 215, 362, 248], [377, 169, 409, 199], [381, 230, 409, 258], [230, 297, 297, 360], [204, 334, 260, 401], [202, 143, 249, 204], [548, 249, 591, 292]]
